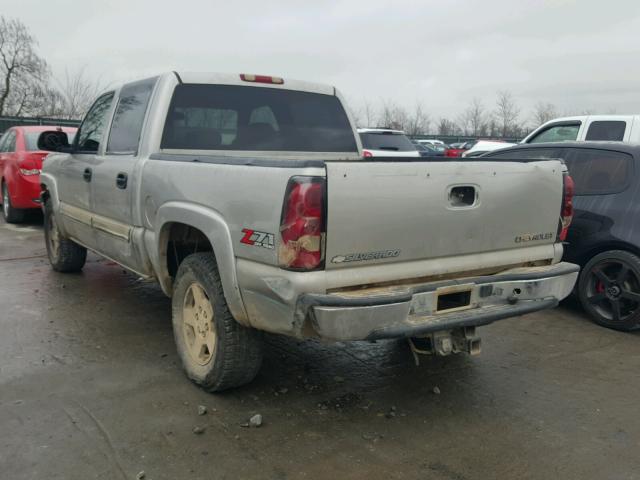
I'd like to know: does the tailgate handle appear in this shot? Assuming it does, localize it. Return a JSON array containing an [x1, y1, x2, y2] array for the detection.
[[449, 186, 476, 207]]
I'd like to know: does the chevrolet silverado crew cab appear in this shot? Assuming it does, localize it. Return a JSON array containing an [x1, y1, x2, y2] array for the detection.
[[37, 72, 579, 392], [523, 115, 640, 144]]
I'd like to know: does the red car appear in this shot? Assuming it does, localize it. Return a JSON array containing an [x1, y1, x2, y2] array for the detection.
[[445, 140, 476, 158], [0, 126, 77, 223]]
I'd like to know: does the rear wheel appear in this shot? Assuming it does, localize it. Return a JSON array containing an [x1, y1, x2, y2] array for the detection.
[[172, 252, 263, 392], [2, 181, 25, 223], [44, 199, 87, 272], [578, 250, 640, 331]]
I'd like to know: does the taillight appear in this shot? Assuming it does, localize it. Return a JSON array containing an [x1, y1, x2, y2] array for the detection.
[[240, 73, 284, 84], [559, 174, 575, 241], [363, 150, 373, 158], [279, 177, 326, 270], [19, 168, 41, 176]]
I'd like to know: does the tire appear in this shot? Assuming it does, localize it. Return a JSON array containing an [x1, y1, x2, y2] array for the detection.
[[578, 250, 640, 331], [43, 199, 87, 272], [2, 181, 25, 223], [172, 252, 263, 392]]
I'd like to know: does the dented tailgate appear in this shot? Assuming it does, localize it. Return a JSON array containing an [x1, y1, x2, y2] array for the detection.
[[324, 160, 564, 269]]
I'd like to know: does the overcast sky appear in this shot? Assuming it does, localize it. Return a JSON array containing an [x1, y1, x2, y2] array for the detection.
[[3, 0, 640, 124]]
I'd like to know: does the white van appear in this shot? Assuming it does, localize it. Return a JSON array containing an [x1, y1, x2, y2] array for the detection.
[[522, 115, 640, 144]]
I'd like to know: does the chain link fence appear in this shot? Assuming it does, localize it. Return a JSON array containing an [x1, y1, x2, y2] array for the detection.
[[410, 134, 523, 144]]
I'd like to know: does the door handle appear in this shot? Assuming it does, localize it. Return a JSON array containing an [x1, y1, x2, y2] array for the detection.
[[116, 172, 128, 189], [83, 168, 92, 182]]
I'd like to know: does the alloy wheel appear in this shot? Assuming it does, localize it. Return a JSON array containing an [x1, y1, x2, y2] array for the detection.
[[47, 212, 61, 262], [585, 259, 640, 323], [182, 282, 217, 366]]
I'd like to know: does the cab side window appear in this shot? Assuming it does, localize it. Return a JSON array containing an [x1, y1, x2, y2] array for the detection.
[[75, 92, 115, 153], [107, 78, 157, 154], [529, 123, 580, 144], [585, 121, 626, 141]]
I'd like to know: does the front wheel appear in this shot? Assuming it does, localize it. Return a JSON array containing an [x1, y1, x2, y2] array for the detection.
[[172, 252, 263, 392], [578, 250, 640, 331], [44, 199, 87, 272], [2, 182, 25, 223]]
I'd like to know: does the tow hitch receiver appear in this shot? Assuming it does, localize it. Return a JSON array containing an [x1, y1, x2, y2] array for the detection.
[[408, 327, 481, 365]]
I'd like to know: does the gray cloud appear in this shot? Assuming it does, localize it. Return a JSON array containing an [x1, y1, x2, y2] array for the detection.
[[3, 0, 640, 123]]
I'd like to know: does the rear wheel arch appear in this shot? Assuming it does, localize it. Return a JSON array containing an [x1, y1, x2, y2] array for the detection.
[[575, 240, 640, 267], [155, 203, 249, 325], [40, 183, 50, 204]]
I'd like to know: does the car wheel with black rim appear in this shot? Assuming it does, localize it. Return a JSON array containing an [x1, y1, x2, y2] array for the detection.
[[578, 250, 640, 331], [172, 252, 263, 392], [2, 181, 25, 223]]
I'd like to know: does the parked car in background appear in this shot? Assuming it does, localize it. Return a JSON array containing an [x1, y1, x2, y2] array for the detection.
[[358, 128, 420, 157], [0, 125, 77, 222], [523, 115, 640, 144], [416, 139, 445, 147], [484, 141, 640, 331], [445, 141, 476, 157], [445, 144, 464, 157], [412, 141, 444, 157], [431, 143, 447, 154], [444, 142, 471, 157], [461, 140, 515, 157]]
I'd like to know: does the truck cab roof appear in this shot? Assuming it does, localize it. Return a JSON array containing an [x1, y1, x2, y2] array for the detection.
[[174, 72, 336, 96], [357, 128, 407, 135]]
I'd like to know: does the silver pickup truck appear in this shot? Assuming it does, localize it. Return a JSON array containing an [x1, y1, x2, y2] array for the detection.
[[37, 72, 579, 391]]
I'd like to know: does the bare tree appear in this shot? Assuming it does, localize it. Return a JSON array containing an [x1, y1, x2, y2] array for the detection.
[[487, 117, 499, 137], [378, 100, 394, 128], [459, 98, 486, 136], [0, 15, 49, 115], [532, 101, 557, 127], [55, 67, 106, 119], [6, 76, 54, 116], [405, 103, 430, 136], [378, 100, 409, 130], [438, 118, 459, 136], [362, 100, 376, 127], [495, 90, 520, 137]]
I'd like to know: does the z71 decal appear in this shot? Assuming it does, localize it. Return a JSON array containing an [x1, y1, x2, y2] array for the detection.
[[240, 228, 275, 250]]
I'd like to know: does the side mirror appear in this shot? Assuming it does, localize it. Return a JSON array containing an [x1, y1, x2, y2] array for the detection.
[[37, 130, 72, 152]]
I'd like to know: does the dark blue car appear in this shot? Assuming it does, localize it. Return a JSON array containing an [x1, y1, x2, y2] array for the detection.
[[484, 141, 640, 331]]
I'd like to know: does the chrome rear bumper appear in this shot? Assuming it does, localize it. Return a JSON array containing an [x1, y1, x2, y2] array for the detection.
[[298, 262, 579, 341]]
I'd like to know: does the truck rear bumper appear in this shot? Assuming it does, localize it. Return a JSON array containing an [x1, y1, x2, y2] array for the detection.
[[297, 262, 579, 341]]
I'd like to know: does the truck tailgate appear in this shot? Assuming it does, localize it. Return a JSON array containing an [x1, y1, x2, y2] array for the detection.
[[325, 160, 563, 269]]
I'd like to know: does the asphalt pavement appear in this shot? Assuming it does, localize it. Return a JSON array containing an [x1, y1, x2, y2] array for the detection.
[[1, 214, 638, 480]]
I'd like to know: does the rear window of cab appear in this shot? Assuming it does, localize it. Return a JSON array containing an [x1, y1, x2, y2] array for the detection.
[[160, 84, 357, 152]]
